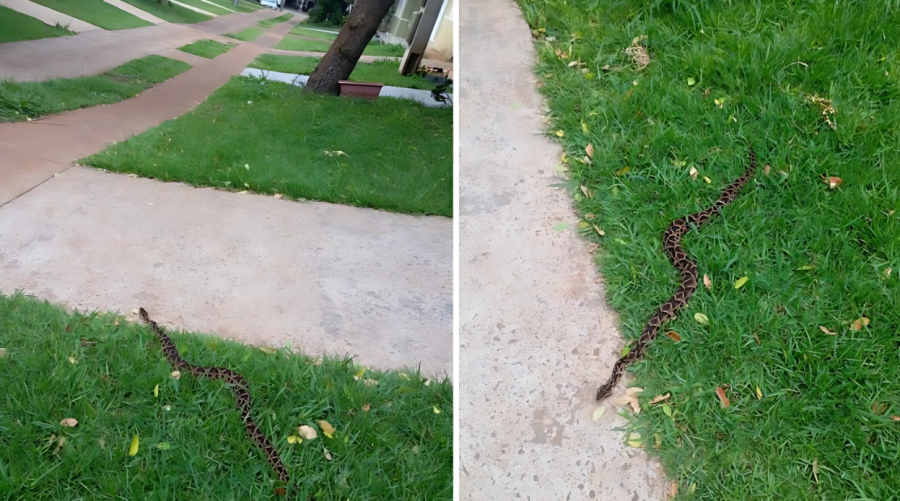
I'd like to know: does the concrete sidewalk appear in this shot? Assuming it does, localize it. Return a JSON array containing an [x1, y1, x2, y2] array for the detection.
[[0, 9, 280, 81], [458, 0, 666, 499], [1, 0, 102, 32]]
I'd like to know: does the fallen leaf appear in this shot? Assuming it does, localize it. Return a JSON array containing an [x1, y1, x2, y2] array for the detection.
[[171, 370, 181, 380], [629, 399, 641, 414], [580, 185, 592, 198], [734, 276, 749, 289], [592, 406, 606, 421], [626, 387, 644, 396], [153, 384, 159, 398], [363, 378, 378, 387], [703, 176, 712, 184], [615, 166, 631, 176], [317, 420, 335, 439], [274, 487, 287, 496], [52, 436, 66, 455], [884, 268, 892, 278], [796, 265, 816, 271], [756, 386, 762, 399], [825, 176, 843, 189], [661, 403, 673, 417], [286, 435, 302, 444], [819, 325, 837, 336], [626, 432, 643, 447], [433, 406, 441, 414], [715, 387, 730, 408], [553, 221, 570, 232], [764, 164, 771, 176], [689, 483, 697, 494], [555, 130, 565, 137], [323, 448, 333, 461], [581, 121, 589, 133], [687, 77, 696, 86], [128, 435, 140, 456], [156, 442, 171, 450], [259, 346, 278, 354], [592, 224, 605, 236], [872, 401, 887, 415], [362, 403, 371, 412], [689, 166, 699, 180], [0, 348, 7, 358], [273, 194, 283, 199], [67, 356, 77, 364], [60, 418, 78, 427], [649, 393, 671, 405], [585, 144, 594, 158], [694, 313, 710, 326], [244, 164, 250, 170], [889, 416, 900, 421], [812, 457, 819, 483], [353, 367, 366, 380], [703, 274, 711, 289], [665, 331, 681, 342], [850, 317, 870, 331], [297, 425, 318, 440], [668, 481, 679, 499]]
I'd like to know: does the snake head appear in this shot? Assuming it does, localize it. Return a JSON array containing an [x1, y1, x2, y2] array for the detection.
[[138, 307, 150, 322]]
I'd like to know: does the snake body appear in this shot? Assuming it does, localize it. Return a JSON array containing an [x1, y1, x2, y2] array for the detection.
[[139, 308, 290, 484], [596, 147, 757, 401]]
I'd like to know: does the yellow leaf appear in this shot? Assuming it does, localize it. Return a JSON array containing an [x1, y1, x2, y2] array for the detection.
[[297, 425, 318, 440], [286, 435, 302, 444], [67, 356, 76, 364], [626, 432, 642, 447], [689, 166, 699, 180], [364, 378, 378, 387], [171, 370, 181, 380], [318, 420, 335, 439], [353, 367, 366, 380], [433, 406, 441, 414], [615, 166, 631, 176], [694, 313, 710, 326], [592, 406, 606, 421], [755, 386, 762, 399], [582, 121, 589, 133], [399, 373, 409, 380], [850, 317, 870, 331], [703, 176, 712, 184], [734, 276, 749, 289], [819, 325, 837, 335], [153, 384, 159, 398], [555, 130, 565, 137], [592, 224, 605, 237], [60, 418, 78, 427], [128, 435, 139, 456], [665, 331, 681, 342], [580, 185, 592, 198]]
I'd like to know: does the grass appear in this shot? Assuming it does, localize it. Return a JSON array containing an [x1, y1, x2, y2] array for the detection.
[[28, 0, 152, 30], [0, 292, 451, 500], [258, 12, 293, 27], [0, 5, 73, 43], [0, 55, 190, 122], [119, 0, 211, 23], [249, 55, 441, 90], [81, 76, 453, 217], [197, 0, 261, 13], [177, 39, 235, 59], [290, 26, 337, 40], [275, 34, 405, 57], [225, 26, 267, 41], [517, 0, 900, 499]]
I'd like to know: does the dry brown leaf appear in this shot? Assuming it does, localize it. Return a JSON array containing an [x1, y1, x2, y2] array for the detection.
[[362, 403, 371, 412], [872, 401, 888, 415], [629, 399, 642, 414], [318, 420, 335, 439], [581, 185, 592, 199], [715, 387, 730, 408], [323, 448, 333, 461], [60, 418, 78, 427], [649, 393, 671, 405], [625, 387, 644, 396], [764, 164, 771, 176], [273, 193, 283, 199], [689, 166, 699, 180], [703, 274, 712, 289], [171, 370, 181, 379], [825, 176, 843, 190], [819, 325, 837, 336], [850, 317, 870, 331], [668, 481, 679, 499], [297, 425, 318, 440], [665, 331, 681, 342], [889, 416, 900, 421], [274, 487, 287, 496], [585, 144, 594, 158]]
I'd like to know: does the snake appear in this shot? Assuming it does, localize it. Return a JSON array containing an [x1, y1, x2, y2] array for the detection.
[[596, 147, 758, 401], [138, 308, 291, 484]]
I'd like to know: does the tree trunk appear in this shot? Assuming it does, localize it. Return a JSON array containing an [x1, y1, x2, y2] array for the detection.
[[305, 0, 396, 95]]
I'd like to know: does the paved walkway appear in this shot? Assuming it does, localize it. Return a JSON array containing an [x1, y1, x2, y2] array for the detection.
[[1, 0, 102, 32], [458, 1, 666, 499], [101, 0, 165, 24], [0, 9, 280, 81], [0, 13, 451, 375]]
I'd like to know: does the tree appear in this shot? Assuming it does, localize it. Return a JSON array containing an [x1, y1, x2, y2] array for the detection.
[[305, 0, 396, 95]]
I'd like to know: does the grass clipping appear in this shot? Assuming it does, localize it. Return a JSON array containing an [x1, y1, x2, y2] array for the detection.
[[624, 35, 650, 70]]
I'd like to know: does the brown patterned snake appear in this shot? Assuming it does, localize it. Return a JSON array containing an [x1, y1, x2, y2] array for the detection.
[[139, 308, 291, 484], [596, 147, 758, 401]]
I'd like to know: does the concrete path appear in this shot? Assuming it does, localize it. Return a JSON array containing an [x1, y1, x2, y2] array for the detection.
[[458, 1, 666, 500], [0, 9, 279, 81], [101, 0, 166, 24], [169, 0, 218, 17], [240, 68, 452, 108], [1, 0, 102, 32]]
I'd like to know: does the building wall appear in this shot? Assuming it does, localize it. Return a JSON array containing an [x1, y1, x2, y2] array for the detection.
[[427, 0, 453, 60]]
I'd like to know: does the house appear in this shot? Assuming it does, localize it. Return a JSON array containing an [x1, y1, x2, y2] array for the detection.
[[379, 0, 454, 62]]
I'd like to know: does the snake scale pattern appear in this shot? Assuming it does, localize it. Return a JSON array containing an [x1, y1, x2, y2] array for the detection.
[[596, 147, 758, 401], [139, 308, 291, 484]]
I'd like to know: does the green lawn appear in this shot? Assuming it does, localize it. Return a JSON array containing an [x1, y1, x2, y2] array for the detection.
[[173, 0, 233, 16], [289, 26, 336, 40], [0, 5, 73, 43], [249, 55, 441, 90], [177, 39, 235, 59], [197, 0, 260, 13], [0, 56, 190, 122], [225, 26, 267, 41], [29, 0, 151, 29], [275, 34, 405, 57], [0, 292, 451, 500], [80, 76, 453, 217], [119, 0, 211, 23], [518, 0, 900, 499], [258, 12, 292, 27]]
